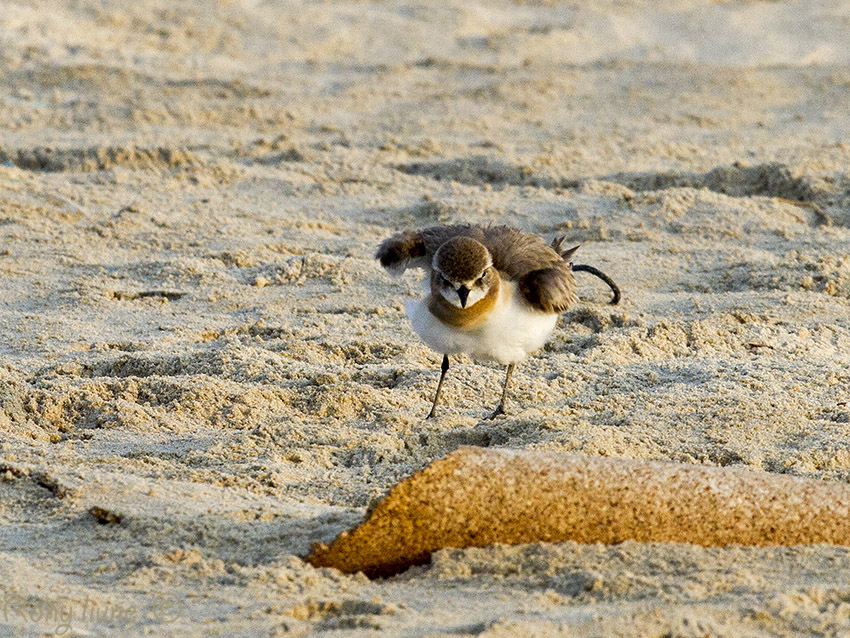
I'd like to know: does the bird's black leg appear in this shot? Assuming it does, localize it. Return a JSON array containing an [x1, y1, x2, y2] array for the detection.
[[427, 354, 450, 419], [488, 363, 515, 419]]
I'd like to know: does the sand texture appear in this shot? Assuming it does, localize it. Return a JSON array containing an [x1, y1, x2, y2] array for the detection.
[[1, 0, 850, 636], [309, 448, 850, 576]]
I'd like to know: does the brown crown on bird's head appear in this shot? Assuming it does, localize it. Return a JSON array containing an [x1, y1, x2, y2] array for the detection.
[[432, 236, 492, 283]]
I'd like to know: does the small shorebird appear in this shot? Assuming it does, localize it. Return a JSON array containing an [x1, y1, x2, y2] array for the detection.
[[376, 224, 619, 418]]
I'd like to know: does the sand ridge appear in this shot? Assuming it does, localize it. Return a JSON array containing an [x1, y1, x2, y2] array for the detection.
[[308, 448, 850, 577]]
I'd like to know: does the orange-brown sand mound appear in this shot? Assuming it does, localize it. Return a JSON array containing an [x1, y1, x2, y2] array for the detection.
[[307, 447, 850, 577]]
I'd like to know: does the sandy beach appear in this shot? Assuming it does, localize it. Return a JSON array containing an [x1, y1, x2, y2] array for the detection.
[[1, 0, 850, 635]]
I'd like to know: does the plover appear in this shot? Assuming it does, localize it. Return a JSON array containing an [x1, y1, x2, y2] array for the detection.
[[376, 224, 620, 418]]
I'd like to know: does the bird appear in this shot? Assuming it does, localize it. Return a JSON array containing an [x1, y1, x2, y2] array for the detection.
[[375, 224, 620, 418]]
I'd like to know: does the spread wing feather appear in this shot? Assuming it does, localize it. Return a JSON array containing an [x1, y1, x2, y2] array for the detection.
[[376, 224, 577, 312], [375, 225, 480, 274]]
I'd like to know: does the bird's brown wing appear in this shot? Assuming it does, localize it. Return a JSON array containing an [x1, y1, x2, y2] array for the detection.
[[481, 226, 578, 313], [375, 224, 578, 313], [517, 266, 578, 313], [375, 224, 484, 275]]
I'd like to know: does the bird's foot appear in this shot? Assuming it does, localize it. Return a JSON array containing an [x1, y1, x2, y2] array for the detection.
[[486, 404, 506, 420]]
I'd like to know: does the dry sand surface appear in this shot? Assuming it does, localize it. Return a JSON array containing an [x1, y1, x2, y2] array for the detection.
[[1, 0, 850, 636]]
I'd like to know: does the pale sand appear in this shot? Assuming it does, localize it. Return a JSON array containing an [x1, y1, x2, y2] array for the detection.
[[1, 0, 849, 636]]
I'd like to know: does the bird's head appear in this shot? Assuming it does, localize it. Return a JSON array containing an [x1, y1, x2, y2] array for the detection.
[[432, 236, 495, 309]]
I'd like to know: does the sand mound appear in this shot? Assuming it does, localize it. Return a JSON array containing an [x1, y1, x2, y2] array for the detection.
[[309, 447, 850, 577]]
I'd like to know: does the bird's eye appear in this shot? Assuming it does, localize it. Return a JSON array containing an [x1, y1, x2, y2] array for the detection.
[[477, 273, 486, 284]]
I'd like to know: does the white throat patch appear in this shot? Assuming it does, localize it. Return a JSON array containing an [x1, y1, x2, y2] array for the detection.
[[440, 285, 487, 308]]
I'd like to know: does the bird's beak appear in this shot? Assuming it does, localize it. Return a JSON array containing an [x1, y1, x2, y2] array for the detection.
[[457, 286, 470, 308]]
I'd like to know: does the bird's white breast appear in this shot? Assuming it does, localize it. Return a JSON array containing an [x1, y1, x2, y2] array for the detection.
[[406, 279, 558, 365]]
